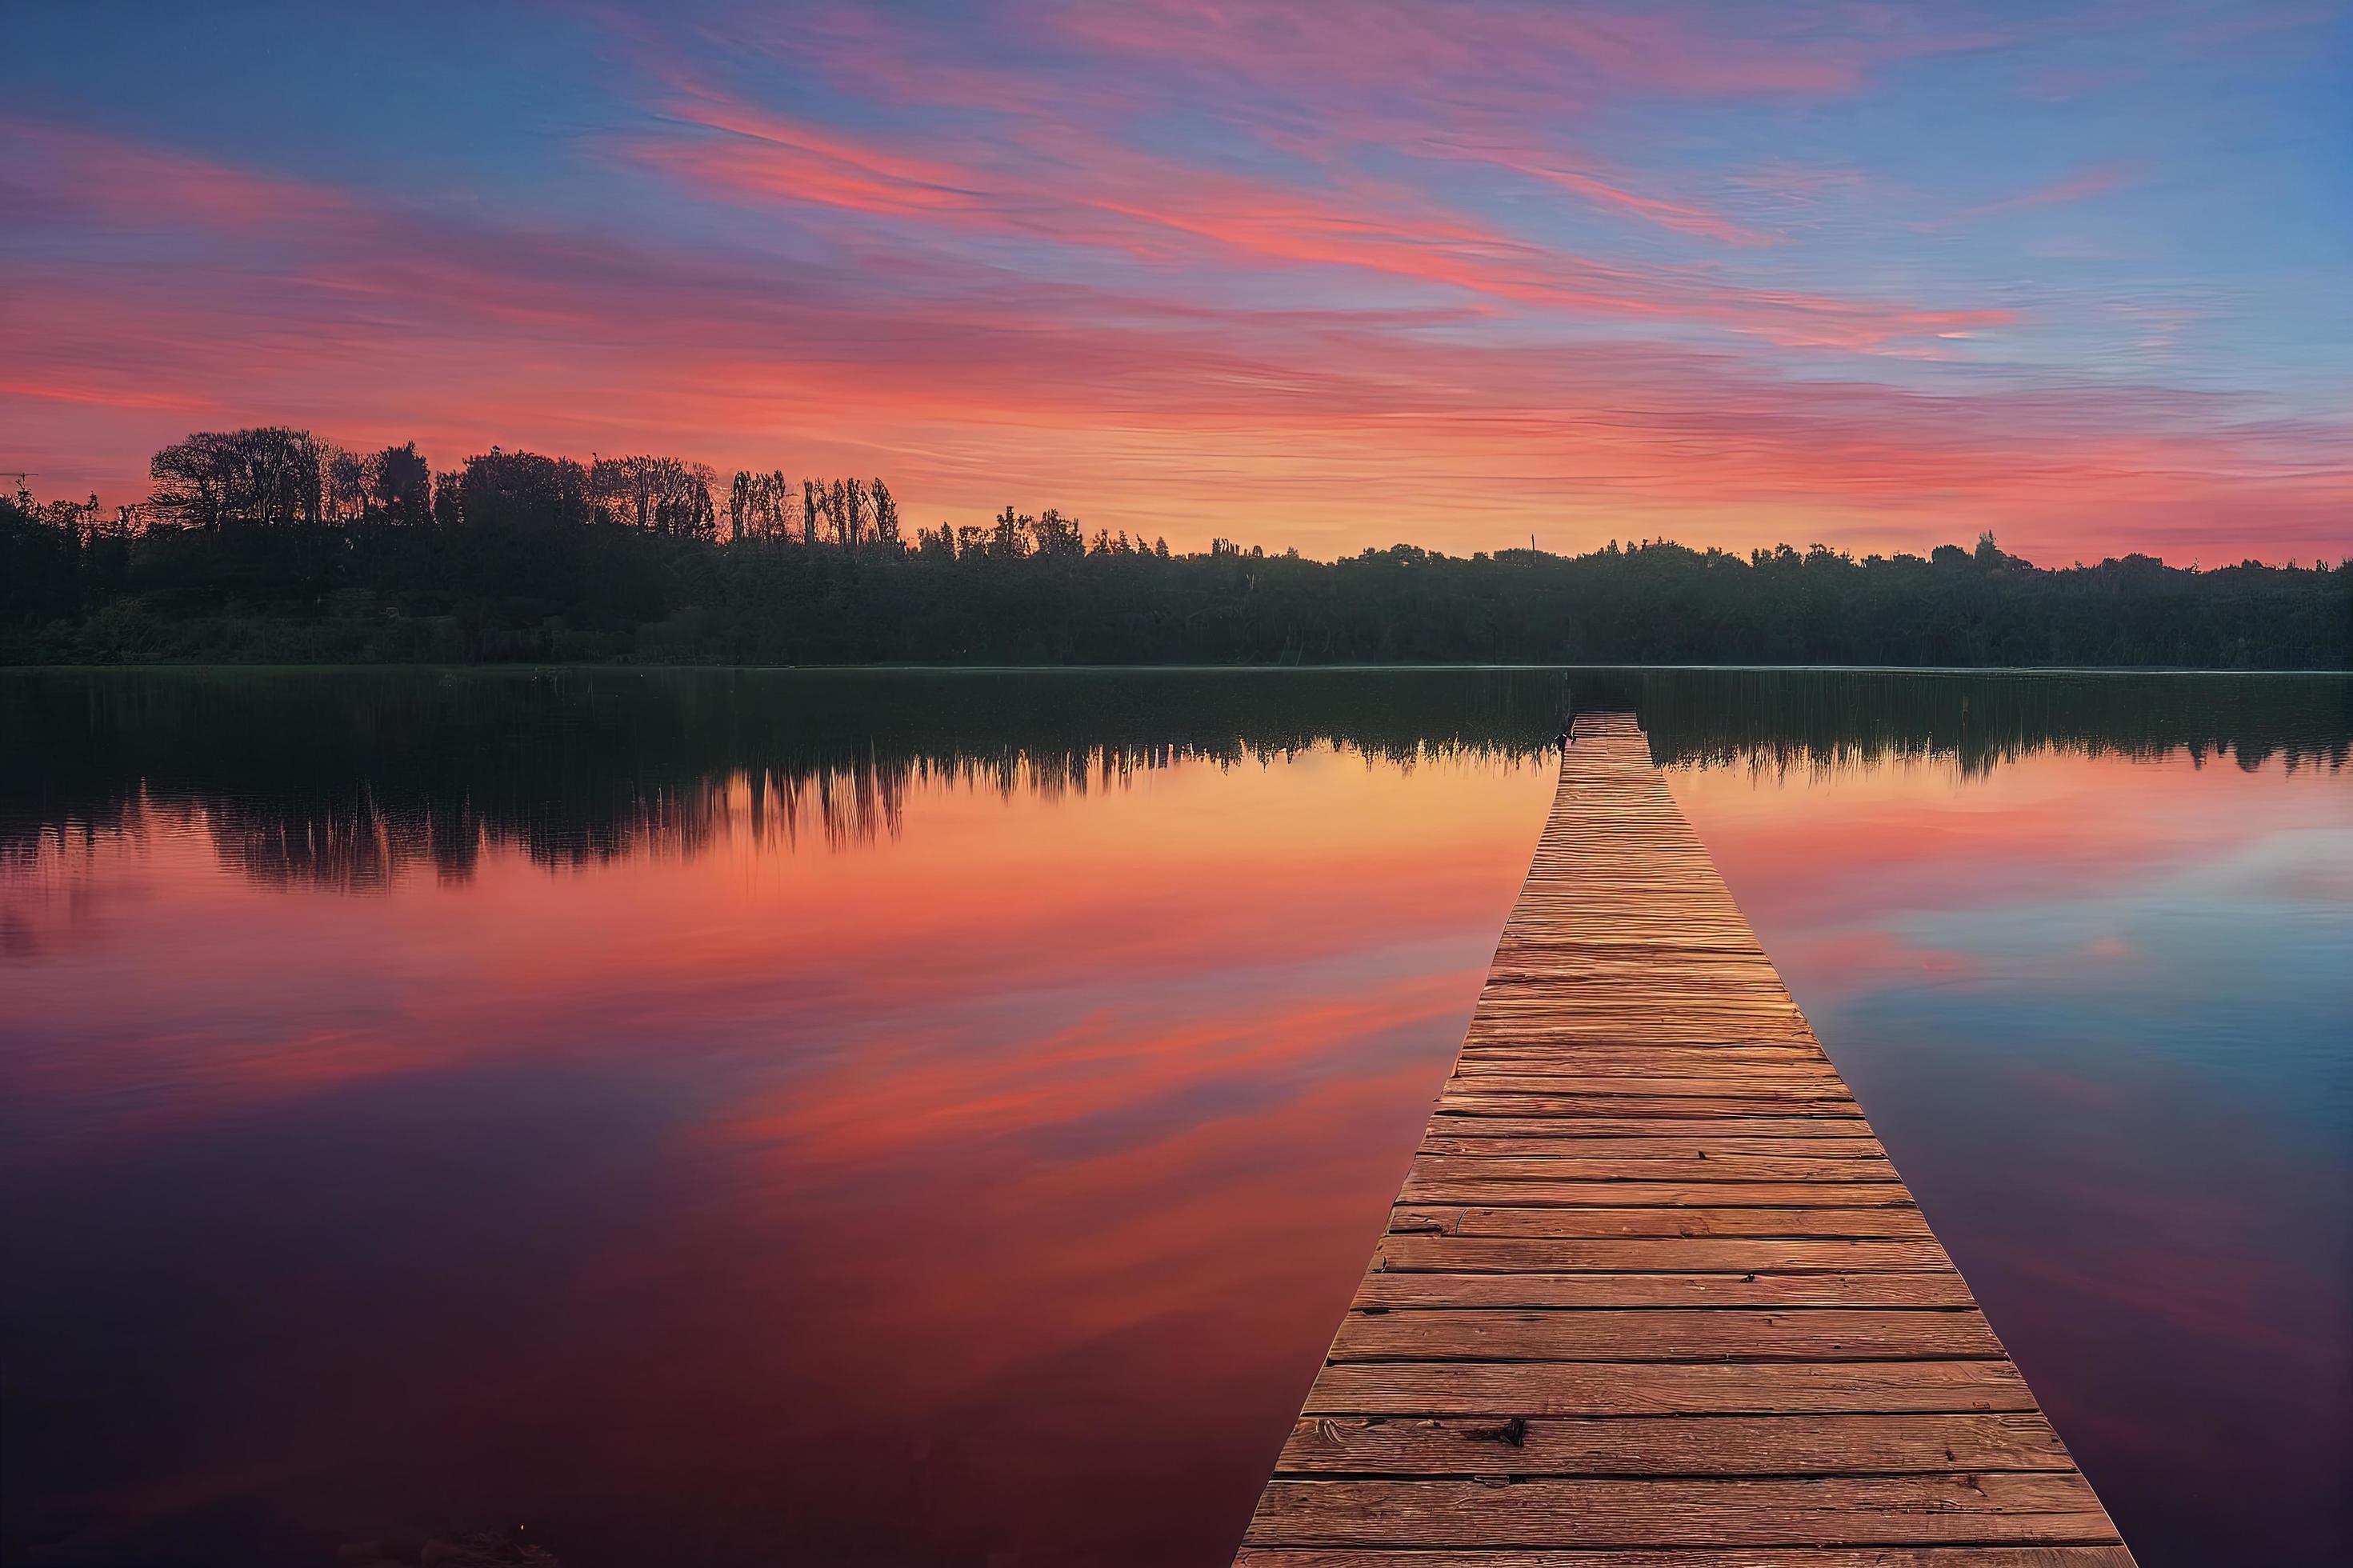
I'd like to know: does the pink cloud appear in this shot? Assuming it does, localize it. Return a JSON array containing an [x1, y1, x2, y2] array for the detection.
[[1935, 162, 2141, 229], [1037, 2, 1883, 101], [4, 118, 2346, 564], [682, 5, 1904, 254], [639, 86, 2007, 350], [1461, 154, 1783, 246]]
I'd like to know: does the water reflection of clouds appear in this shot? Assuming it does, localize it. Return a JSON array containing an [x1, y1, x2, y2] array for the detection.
[[7, 672, 2352, 1563], [5, 742, 1547, 1562], [1675, 744, 2351, 1564]]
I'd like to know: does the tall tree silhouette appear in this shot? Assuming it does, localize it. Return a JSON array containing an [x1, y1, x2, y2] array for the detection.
[[149, 427, 328, 529], [456, 449, 590, 528], [370, 443, 432, 526]]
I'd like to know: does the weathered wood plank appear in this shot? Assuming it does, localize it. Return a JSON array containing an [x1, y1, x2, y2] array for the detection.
[[1440, 1074, 1847, 1093], [1391, 1206, 1933, 1238], [1459, 1035, 1826, 1050], [1391, 1183, 1914, 1211], [1447, 1065, 1847, 1087], [1353, 1271, 1979, 1310], [1243, 1474, 2118, 1546], [1419, 1135, 1891, 1157], [1383, 1191, 1919, 1224], [1434, 1096, 1870, 1118], [1409, 1153, 1900, 1181], [1327, 1307, 2005, 1362], [1423, 1116, 1883, 1140], [1451, 1046, 1832, 1066], [1237, 1548, 2136, 1567], [1273, 1411, 2075, 1475], [1301, 1360, 2039, 1416]]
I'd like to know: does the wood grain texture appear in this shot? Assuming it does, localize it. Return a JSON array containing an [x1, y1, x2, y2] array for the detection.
[[1230, 713, 2131, 1563], [1353, 1271, 1980, 1310], [1274, 1412, 2075, 1475], [1422, 1116, 1882, 1140], [1244, 1474, 2118, 1546], [1300, 1361, 2040, 1417], [1415, 1136, 1891, 1157], [1326, 1307, 2006, 1362], [1388, 1206, 1934, 1238], [1389, 1182, 1914, 1210], [1407, 1152, 1901, 1179]]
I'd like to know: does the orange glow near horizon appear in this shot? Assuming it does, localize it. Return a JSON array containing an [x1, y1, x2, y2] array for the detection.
[[5, 2, 2348, 565]]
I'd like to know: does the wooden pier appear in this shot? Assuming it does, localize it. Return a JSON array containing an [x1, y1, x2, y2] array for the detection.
[[1234, 712, 2133, 1566]]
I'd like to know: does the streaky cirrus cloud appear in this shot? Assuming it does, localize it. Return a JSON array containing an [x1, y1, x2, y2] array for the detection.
[[635, 83, 2007, 349]]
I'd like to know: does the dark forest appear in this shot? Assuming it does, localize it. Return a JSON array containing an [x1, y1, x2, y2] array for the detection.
[[5, 427, 2345, 667]]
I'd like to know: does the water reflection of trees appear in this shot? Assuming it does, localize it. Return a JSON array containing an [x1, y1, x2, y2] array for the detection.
[[1573, 669, 2353, 779], [4, 668, 2344, 891]]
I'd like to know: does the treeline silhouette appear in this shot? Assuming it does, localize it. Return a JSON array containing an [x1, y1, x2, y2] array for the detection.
[[7, 667, 2343, 905], [2, 668, 1564, 894], [4, 426, 2347, 667]]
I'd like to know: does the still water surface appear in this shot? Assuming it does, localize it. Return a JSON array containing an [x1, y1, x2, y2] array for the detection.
[[3, 669, 2348, 1566]]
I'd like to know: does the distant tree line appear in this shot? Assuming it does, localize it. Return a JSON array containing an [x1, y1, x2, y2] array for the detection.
[[3, 425, 2346, 667]]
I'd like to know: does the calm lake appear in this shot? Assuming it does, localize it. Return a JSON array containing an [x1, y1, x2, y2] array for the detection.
[[4, 667, 2348, 1566]]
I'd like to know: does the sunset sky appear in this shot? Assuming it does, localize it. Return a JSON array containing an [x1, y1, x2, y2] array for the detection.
[[6, 2, 2348, 563]]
